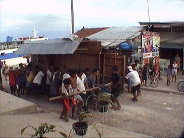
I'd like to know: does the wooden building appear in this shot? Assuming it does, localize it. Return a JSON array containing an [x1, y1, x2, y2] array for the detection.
[[16, 37, 126, 86]]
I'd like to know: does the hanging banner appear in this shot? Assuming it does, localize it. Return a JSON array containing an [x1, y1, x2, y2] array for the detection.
[[142, 31, 160, 58], [142, 31, 153, 58]]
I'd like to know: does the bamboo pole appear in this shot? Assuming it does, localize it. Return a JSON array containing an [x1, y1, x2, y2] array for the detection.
[[49, 83, 111, 101]]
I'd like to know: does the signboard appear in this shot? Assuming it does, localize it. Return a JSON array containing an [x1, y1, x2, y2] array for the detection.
[[142, 31, 153, 58], [142, 31, 160, 59]]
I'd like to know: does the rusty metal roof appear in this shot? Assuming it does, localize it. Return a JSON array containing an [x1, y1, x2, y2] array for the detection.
[[75, 27, 108, 38], [15, 38, 83, 55]]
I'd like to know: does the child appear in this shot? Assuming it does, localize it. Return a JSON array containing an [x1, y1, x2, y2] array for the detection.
[[59, 78, 76, 122], [166, 65, 172, 86], [8, 67, 16, 95], [172, 61, 178, 82]]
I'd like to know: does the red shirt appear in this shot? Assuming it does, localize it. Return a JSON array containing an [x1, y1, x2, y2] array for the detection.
[[8, 71, 16, 86]]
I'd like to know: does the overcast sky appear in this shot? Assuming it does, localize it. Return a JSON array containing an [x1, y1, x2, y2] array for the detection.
[[0, 0, 184, 42]]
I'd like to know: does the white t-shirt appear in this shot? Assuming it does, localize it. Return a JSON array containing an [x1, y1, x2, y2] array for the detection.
[[46, 69, 52, 85], [33, 71, 45, 85], [63, 73, 70, 80], [125, 70, 141, 87], [81, 73, 87, 83], [77, 77, 86, 92], [172, 63, 178, 70]]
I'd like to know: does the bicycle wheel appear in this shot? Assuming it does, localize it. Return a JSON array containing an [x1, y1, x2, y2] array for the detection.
[[150, 79, 158, 88], [177, 81, 184, 92]]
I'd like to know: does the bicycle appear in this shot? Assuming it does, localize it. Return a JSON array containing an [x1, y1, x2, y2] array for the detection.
[[149, 75, 159, 88], [148, 70, 159, 88], [177, 81, 184, 92]]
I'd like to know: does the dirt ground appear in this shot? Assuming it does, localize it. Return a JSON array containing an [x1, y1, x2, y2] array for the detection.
[[2, 76, 184, 137]]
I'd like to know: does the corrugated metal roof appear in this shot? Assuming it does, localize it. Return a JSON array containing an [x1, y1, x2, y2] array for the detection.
[[87, 26, 144, 47], [75, 27, 108, 38], [15, 38, 83, 55], [139, 22, 184, 26]]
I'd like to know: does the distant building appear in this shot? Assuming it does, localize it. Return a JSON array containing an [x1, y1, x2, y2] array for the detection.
[[139, 22, 184, 70], [6, 36, 13, 42]]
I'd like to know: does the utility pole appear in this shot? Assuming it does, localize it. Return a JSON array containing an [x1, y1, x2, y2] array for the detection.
[[71, 0, 74, 34], [147, 0, 151, 22]]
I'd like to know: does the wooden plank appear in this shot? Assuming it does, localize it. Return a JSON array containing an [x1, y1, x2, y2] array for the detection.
[[49, 83, 111, 101]]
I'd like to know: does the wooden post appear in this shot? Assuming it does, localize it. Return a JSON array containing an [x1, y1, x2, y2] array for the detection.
[[114, 53, 117, 65], [122, 55, 126, 91], [98, 53, 101, 70], [103, 54, 106, 75]]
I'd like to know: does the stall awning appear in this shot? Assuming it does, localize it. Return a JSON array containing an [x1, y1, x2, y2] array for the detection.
[[15, 38, 83, 55], [0, 53, 25, 60], [119, 42, 134, 50]]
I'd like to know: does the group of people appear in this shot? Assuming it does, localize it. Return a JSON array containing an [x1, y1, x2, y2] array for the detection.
[[59, 66, 123, 121], [4, 62, 125, 121], [6, 64, 26, 96]]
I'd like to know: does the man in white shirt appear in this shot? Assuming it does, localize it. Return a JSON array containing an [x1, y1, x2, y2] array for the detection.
[[125, 66, 141, 102], [33, 68, 45, 95], [33, 71, 45, 85], [46, 64, 53, 97]]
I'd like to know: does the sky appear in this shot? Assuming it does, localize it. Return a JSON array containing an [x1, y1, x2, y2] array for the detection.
[[0, 0, 184, 42]]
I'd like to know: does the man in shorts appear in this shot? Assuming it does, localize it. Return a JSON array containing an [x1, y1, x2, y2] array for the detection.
[[69, 69, 84, 118], [125, 66, 141, 102], [111, 65, 121, 110]]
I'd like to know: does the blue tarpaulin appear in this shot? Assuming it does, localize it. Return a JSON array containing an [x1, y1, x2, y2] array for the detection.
[[119, 42, 134, 50], [0, 53, 25, 60]]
